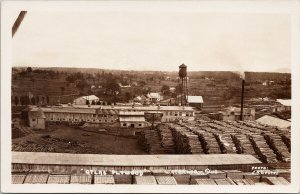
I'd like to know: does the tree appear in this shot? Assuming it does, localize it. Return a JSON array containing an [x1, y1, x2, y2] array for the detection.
[[125, 92, 132, 102], [14, 96, 19, 106], [46, 96, 50, 104], [86, 99, 90, 105], [36, 96, 40, 104], [91, 100, 95, 105], [41, 96, 45, 104], [27, 67, 32, 73], [161, 85, 170, 95], [31, 97, 36, 105], [96, 101, 101, 105], [20, 96, 25, 105]]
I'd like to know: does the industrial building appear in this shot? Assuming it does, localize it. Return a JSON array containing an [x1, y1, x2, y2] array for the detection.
[[187, 95, 204, 109], [25, 104, 195, 128]]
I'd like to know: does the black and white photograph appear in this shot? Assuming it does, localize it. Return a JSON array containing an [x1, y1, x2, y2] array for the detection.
[[1, 0, 300, 193]]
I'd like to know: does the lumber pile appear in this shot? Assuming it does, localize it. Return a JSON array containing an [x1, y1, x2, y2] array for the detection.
[[231, 134, 257, 157], [264, 133, 290, 162], [138, 130, 165, 154], [249, 134, 277, 163], [170, 125, 203, 154], [157, 124, 176, 154]]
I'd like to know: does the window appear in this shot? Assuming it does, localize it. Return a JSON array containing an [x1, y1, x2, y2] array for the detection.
[[139, 124, 142, 126], [32, 119, 36, 122], [93, 114, 96, 117], [123, 123, 127, 127]]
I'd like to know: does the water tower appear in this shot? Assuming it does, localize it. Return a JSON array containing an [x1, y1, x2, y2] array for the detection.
[[178, 64, 188, 106]]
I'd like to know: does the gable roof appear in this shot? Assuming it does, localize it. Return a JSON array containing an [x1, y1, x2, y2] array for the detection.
[[187, 96, 203, 103], [28, 108, 46, 119], [81, 95, 99, 101], [256, 115, 291, 129], [147, 93, 160, 99]]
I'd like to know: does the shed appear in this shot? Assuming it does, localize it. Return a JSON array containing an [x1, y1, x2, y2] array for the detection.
[[187, 96, 204, 108], [28, 108, 46, 129]]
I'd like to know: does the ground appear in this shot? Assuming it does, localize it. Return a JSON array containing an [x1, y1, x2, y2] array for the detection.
[[12, 124, 147, 154]]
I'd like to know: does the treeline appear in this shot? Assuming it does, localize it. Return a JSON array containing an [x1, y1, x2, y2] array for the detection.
[[13, 95, 50, 106]]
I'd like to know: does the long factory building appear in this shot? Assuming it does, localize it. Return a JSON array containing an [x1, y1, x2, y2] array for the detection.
[[25, 104, 195, 129]]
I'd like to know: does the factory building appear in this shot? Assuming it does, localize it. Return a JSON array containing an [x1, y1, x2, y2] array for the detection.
[[25, 104, 195, 127], [119, 111, 150, 128]]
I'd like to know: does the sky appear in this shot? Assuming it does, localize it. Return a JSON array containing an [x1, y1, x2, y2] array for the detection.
[[12, 11, 291, 72]]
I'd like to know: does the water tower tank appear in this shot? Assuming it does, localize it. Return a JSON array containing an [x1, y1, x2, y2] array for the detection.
[[179, 64, 187, 78]]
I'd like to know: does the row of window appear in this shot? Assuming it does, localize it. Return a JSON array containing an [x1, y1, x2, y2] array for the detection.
[[48, 118, 116, 123]]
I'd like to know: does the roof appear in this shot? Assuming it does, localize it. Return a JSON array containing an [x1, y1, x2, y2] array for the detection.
[[119, 111, 144, 116], [82, 95, 99, 101], [12, 152, 261, 166], [187, 96, 203, 103], [28, 108, 46, 119], [276, 99, 291, 106], [119, 116, 146, 122], [256, 115, 291, 128], [36, 105, 195, 113]]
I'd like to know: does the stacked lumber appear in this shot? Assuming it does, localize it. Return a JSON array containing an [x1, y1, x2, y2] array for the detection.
[[70, 175, 92, 184], [232, 179, 255, 185], [47, 175, 70, 184], [231, 134, 257, 157], [195, 179, 216, 185], [224, 170, 243, 179], [24, 173, 49, 184], [249, 134, 277, 163], [263, 177, 290, 185], [217, 134, 237, 154], [172, 174, 190, 185], [113, 175, 132, 184], [170, 125, 203, 154], [264, 133, 290, 162], [208, 171, 226, 179], [157, 124, 176, 154], [280, 133, 291, 153], [94, 175, 115, 184], [133, 176, 157, 185], [138, 130, 165, 154], [214, 178, 235, 185], [12, 174, 26, 184], [195, 130, 221, 154], [155, 176, 177, 185]]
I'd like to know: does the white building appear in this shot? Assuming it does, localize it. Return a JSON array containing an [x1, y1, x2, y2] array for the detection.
[[147, 93, 161, 102], [73, 95, 99, 105], [187, 96, 204, 108]]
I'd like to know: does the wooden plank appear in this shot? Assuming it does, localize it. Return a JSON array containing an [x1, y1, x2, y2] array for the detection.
[[133, 176, 157, 185], [47, 175, 70, 184], [264, 177, 290, 185], [70, 175, 91, 184], [114, 175, 132, 184], [94, 175, 115, 184], [155, 176, 177, 185], [172, 174, 190, 185], [24, 173, 48, 184], [12, 174, 26, 184], [195, 179, 217, 185]]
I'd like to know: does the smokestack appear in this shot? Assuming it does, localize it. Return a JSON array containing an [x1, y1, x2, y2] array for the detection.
[[240, 79, 245, 121]]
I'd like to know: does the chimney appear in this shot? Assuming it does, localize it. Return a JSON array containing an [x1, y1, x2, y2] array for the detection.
[[240, 79, 245, 121]]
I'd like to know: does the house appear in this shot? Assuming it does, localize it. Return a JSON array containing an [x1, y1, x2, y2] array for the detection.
[[73, 95, 99, 105], [256, 115, 291, 129], [147, 93, 161, 102], [187, 96, 204, 109], [28, 108, 46, 129], [219, 107, 255, 121]]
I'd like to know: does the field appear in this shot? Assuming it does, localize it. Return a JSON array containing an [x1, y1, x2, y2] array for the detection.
[[12, 124, 146, 155]]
